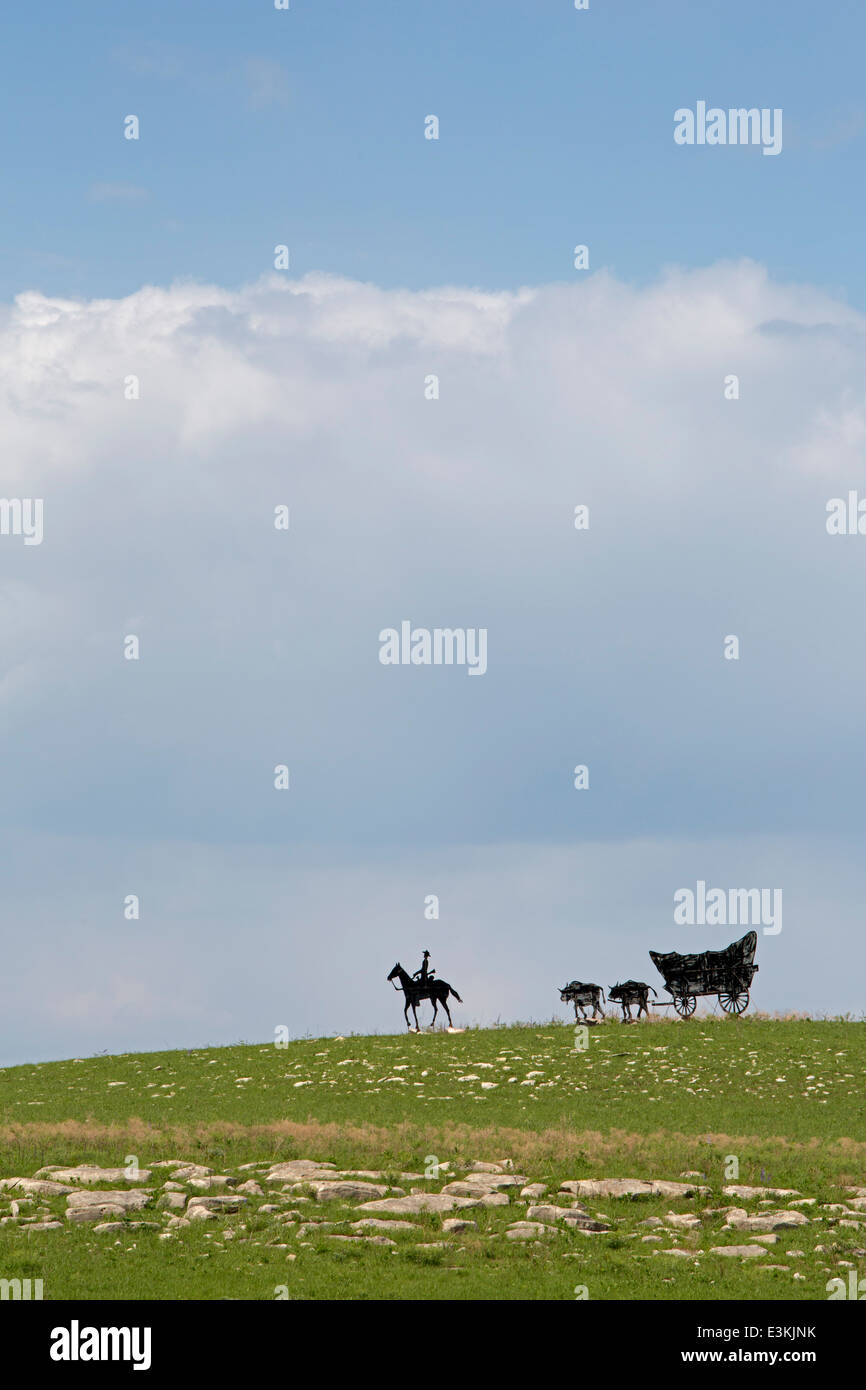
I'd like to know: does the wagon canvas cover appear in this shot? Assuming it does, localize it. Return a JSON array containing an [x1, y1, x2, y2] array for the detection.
[[649, 930, 758, 995]]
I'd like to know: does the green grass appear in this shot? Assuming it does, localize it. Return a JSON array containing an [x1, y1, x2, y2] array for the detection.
[[0, 1017, 864, 1300]]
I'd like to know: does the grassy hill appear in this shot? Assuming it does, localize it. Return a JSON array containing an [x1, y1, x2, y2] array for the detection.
[[0, 1016, 864, 1300]]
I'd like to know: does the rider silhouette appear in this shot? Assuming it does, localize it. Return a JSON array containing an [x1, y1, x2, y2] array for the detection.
[[413, 950, 435, 986]]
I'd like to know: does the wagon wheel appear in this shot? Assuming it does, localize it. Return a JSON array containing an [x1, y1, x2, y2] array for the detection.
[[719, 990, 749, 1015], [673, 994, 696, 1017]]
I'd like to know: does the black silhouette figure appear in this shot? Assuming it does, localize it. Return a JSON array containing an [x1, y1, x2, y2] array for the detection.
[[650, 930, 759, 1017], [388, 961, 462, 1032], [559, 980, 605, 1021], [608, 980, 657, 1021], [412, 950, 435, 986]]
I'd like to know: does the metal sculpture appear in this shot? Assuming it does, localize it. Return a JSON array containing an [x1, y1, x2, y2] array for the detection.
[[559, 980, 605, 1021], [387, 960, 463, 1032], [649, 930, 759, 1017], [608, 979, 657, 1021]]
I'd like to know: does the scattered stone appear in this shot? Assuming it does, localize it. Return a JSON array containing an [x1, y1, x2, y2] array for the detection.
[[186, 1195, 248, 1216], [157, 1193, 187, 1211], [526, 1204, 611, 1232], [0, 1179, 74, 1197], [265, 1161, 337, 1182], [466, 1162, 505, 1174], [480, 1193, 509, 1208], [68, 1206, 129, 1224], [169, 1165, 213, 1181], [641, 1235, 663, 1243], [665, 1213, 701, 1230], [358, 1194, 480, 1215], [441, 1176, 525, 1196], [520, 1184, 547, 1199], [312, 1181, 390, 1203], [725, 1208, 809, 1233], [163, 1182, 186, 1193], [67, 1190, 152, 1214], [36, 1165, 152, 1184], [722, 1185, 800, 1200], [188, 1176, 238, 1190], [506, 1222, 558, 1241], [26, 1221, 63, 1232], [442, 1218, 477, 1234], [562, 1179, 708, 1199]]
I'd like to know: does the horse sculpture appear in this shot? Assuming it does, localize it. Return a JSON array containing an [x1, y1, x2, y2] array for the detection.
[[387, 962, 463, 1032], [608, 979, 656, 1021], [560, 980, 605, 1021]]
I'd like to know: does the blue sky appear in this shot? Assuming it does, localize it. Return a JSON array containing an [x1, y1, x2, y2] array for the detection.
[[1, 1, 864, 304], [1, 3, 865, 1064]]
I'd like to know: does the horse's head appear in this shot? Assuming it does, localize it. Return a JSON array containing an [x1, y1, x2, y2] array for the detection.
[[387, 962, 402, 982], [559, 984, 572, 1001]]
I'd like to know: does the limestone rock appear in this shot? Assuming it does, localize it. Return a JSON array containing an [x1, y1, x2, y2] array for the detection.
[[506, 1222, 558, 1241], [527, 1204, 610, 1231], [187, 1206, 219, 1222], [722, 1185, 800, 1200], [67, 1206, 129, 1224], [561, 1178, 707, 1199], [265, 1161, 337, 1182], [357, 1194, 480, 1215], [665, 1213, 701, 1230], [186, 1195, 248, 1216], [725, 1208, 809, 1233], [67, 1189, 152, 1213], [710, 1244, 768, 1258], [157, 1192, 187, 1211], [441, 1176, 524, 1196], [442, 1218, 477, 1233], [311, 1181, 389, 1202], [37, 1165, 152, 1184], [0, 1178, 74, 1196]]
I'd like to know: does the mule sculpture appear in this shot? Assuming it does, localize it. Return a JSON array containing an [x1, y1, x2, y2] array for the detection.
[[560, 980, 605, 1021], [608, 979, 656, 1021], [387, 962, 463, 1032]]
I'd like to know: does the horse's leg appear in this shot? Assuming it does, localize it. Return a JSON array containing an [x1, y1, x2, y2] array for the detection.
[[404, 998, 411, 1031], [430, 996, 438, 1028], [441, 992, 453, 1027], [411, 1001, 420, 1032]]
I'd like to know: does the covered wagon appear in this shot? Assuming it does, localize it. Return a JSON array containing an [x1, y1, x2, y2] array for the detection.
[[649, 930, 759, 1017]]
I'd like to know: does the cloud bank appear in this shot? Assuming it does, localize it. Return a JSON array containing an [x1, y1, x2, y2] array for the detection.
[[1, 261, 864, 1061]]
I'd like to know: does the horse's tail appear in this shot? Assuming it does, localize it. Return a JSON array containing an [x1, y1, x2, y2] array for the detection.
[[449, 986, 463, 1003], [599, 987, 606, 1005], [648, 985, 657, 997]]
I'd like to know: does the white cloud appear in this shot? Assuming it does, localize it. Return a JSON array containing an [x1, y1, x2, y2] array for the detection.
[[1, 261, 865, 1057]]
